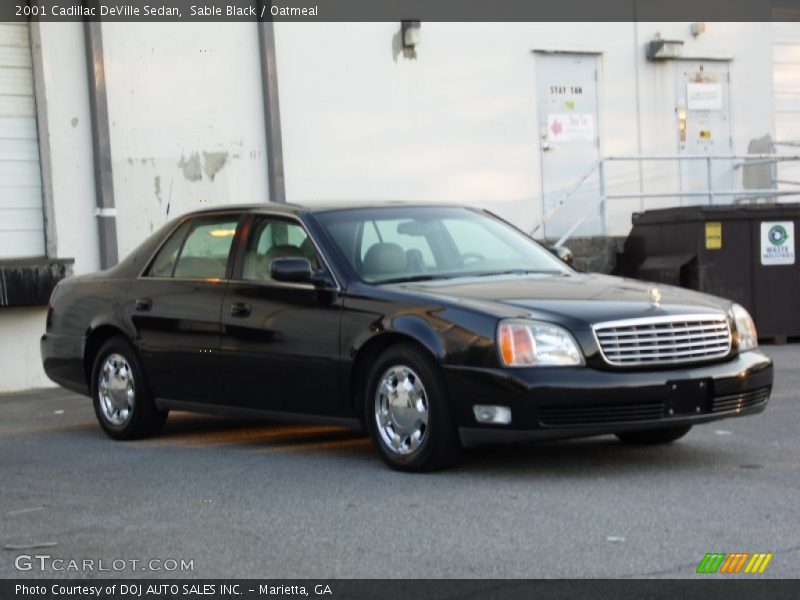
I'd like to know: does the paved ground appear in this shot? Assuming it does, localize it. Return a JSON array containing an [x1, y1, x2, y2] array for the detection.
[[1, 346, 799, 579]]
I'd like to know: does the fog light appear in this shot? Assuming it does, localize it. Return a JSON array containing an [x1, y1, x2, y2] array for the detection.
[[473, 405, 512, 425]]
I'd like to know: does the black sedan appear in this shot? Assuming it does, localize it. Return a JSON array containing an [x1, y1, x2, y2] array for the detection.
[[41, 203, 773, 471]]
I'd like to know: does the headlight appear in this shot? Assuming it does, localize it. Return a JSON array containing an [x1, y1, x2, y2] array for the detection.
[[497, 320, 584, 367], [730, 303, 758, 352]]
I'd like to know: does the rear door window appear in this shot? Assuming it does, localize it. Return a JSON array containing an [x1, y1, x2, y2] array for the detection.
[[145, 216, 239, 280]]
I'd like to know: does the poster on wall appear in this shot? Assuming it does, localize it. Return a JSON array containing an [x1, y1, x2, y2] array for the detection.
[[547, 113, 595, 142], [687, 82, 723, 110], [760, 221, 795, 265]]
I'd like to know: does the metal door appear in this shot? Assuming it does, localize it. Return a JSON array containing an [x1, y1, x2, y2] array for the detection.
[[676, 61, 733, 204], [537, 53, 601, 239]]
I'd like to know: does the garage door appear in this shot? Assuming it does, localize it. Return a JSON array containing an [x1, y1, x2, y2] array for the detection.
[[0, 23, 44, 258], [773, 23, 800, 190]]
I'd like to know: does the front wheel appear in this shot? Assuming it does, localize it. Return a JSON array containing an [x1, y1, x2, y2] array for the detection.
[[364, 343, 461, 472], [615, 425, 692, 445], [91, 336, 168, 440]]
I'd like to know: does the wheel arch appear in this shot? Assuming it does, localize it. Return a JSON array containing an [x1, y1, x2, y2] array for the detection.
[[83, 324, 132, 387], [349, 318, 446, 422]]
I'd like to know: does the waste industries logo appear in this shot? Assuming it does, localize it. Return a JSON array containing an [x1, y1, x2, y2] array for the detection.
[[696, 552, 773, 574], [760, 221, 795, 266]]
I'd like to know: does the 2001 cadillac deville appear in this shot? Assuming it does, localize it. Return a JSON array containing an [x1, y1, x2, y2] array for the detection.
[[41, 203, 773, 471]]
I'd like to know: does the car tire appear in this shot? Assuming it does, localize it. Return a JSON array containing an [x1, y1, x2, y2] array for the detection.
[[615, 425, 692, 445], [91, 336, 168, 440], [365, 343, 461, 472]]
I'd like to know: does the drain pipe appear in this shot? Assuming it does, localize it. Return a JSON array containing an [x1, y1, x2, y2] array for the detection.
[[257, 16, 286, 204], [84, 22, 118, 268]]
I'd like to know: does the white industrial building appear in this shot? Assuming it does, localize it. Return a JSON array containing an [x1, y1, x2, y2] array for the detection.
[[1, 21, 799, 391]]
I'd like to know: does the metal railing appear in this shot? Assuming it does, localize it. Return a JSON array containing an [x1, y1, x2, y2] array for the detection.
[[533, 152, 800, 248]]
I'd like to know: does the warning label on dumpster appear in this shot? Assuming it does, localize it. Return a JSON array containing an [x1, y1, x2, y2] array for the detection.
[[705, 222, 722, 249], [760, 221, 795, 265]]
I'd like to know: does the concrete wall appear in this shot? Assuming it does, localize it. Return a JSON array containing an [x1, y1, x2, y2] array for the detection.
[[274, 22, 776, 236], [101, 23, 270, 258]]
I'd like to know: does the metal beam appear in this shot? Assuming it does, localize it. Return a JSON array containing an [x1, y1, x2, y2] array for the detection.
[[257, 17, 286, 204], [84, 22, 118, 268]]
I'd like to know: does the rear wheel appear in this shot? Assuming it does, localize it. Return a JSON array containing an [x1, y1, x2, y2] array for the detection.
[[615, 425, 692, 445], [91, 336, 168, 440], [365, 343, 460, 472]]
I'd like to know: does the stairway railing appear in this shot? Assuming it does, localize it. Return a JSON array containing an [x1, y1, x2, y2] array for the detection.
[[534, 153, 800, 248]]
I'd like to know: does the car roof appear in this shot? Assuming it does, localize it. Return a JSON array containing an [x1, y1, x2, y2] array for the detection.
[[181, 200, 468, 217]]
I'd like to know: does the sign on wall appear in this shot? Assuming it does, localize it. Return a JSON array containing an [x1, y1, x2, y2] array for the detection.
[[687, 82, 723, 110], [546, 113, 595, 142], [760, 221, 795, 265]]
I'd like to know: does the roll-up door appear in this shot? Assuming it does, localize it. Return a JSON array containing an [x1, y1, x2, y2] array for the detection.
[[0, 23, 44, 258]]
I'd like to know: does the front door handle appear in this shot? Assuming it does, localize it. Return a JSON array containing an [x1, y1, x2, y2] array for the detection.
[[230, 302, 252, 318], [134, 297, 152, 312]]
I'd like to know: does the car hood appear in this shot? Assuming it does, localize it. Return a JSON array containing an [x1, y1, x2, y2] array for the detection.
[[390, 272, 732, 328]]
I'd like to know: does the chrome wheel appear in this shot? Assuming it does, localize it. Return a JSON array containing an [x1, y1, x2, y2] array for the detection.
[[374, 365, 429, 456], [97, 353, 135, 427]]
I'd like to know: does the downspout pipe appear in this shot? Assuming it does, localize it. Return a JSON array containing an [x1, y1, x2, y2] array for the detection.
[[84, 22, 118, 268], [257, 16, 286, 204]]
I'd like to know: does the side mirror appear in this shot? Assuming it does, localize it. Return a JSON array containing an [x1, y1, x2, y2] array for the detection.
[[548, 246, 574, 267], [271, 257, 312, 283]]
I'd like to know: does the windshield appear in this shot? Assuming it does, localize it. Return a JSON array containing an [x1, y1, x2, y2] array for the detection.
[[314, 206, 571, 284]]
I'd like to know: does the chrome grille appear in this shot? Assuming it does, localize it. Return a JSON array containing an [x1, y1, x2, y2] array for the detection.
[[593, 314, 731, 367]]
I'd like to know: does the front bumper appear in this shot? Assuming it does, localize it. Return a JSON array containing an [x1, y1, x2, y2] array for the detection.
[[443, 350, 773, 447]]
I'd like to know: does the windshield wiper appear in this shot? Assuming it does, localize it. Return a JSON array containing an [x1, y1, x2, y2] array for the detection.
[[468, 269, 566, 277], [377, 274, 456, 284]]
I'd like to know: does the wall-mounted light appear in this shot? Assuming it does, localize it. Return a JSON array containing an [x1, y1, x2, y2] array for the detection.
[[401, 20, 421, 51], [646, 39, 684, 61], [690, 22, 707, 38]]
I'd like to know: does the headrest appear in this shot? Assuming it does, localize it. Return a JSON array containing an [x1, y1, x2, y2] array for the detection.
[[362, 243, 406, 277]]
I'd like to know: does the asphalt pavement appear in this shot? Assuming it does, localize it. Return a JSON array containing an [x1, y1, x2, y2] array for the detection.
[[1, 346, 799, 579]]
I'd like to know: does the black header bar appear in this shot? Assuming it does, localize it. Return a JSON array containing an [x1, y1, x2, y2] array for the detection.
[[4, 0, 798, 23]]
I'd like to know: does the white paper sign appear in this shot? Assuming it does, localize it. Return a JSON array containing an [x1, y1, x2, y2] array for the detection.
[[760, 221, 795, 265], [547, 113, 595, 142], [687, 83, 723, 110]]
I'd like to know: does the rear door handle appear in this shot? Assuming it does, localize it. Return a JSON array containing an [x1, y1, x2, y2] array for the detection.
[[230, 302, 251, 318], [134, 297, 152, 312]]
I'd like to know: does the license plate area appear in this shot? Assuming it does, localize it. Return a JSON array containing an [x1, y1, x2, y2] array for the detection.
[[666, 379, 712, 416]]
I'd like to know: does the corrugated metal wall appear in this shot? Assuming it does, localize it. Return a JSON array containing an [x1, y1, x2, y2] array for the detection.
[[773, 22, 800, 188], [0, 23, 44, 258]]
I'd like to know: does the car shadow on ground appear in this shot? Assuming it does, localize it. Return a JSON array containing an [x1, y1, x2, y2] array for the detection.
[[152, 412, 730, 477]]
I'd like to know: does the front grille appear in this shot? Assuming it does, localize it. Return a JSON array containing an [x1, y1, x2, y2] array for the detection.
[[538, 401, 665, 427], [712, 387, 771, 413], [593, 314, 731, 367]]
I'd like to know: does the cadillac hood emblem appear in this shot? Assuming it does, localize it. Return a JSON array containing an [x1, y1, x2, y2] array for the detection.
[[648, 286, 662, 307]]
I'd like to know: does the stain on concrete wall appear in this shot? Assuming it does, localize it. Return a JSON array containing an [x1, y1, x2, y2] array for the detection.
[[178, 152, 202, 182], [203, 151, 228, 181], [154, 175, 162, 204]]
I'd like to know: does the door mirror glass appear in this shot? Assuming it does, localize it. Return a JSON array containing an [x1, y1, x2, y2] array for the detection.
[[271, 257, 313, 283]]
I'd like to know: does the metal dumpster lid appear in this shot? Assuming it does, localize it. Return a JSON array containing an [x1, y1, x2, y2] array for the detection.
[[632, 202, 800, 225]]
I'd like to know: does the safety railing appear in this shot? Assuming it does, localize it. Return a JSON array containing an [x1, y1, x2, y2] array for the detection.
[[533, 153, 800, 248]]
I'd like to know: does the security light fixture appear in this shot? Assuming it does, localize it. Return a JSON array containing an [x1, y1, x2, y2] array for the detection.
[[401, 20, 421, 50], [691, 22, 707, 37], [646, 39, 684, 61]]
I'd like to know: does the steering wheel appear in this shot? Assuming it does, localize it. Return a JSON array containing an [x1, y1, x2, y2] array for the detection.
[[460, 252, 486, 266]]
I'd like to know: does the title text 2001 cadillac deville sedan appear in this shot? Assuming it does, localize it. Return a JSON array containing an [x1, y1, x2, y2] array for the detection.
[[41, 203, 773, 471]]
